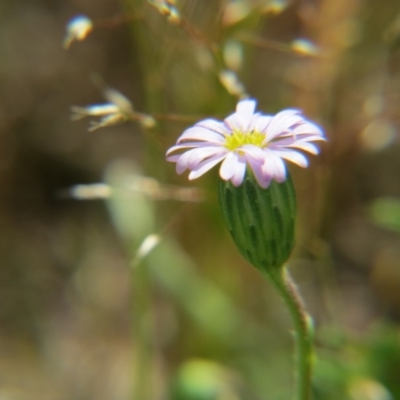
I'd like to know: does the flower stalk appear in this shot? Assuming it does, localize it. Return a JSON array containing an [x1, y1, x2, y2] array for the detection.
[[266, 268, 314, 400]]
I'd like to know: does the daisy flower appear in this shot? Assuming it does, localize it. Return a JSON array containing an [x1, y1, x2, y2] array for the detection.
[[166, 99, 325, 188]]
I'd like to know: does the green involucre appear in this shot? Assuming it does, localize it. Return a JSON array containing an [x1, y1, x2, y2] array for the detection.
[[218, 172, 296, 273]]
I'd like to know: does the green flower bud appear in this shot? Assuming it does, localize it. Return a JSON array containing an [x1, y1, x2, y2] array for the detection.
[[218, 172, 296, 273]]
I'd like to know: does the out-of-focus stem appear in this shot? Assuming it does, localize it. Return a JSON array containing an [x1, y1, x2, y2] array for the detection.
[[266, 268, 314, 400], [132, 261, 154, 400]]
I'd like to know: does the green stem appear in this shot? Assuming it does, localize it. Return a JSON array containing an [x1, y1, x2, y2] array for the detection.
[[266, 267, 314, 400]]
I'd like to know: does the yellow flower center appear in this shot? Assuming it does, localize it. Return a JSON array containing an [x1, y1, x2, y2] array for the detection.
[[224, 130, 265, 151]]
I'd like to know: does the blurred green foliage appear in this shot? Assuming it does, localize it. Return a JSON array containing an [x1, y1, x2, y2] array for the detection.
[[369, 197, 400, 233]]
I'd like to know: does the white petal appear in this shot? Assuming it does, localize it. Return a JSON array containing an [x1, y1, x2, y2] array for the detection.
[[177, 127, 225, 144], [174, 147, 225, 173], [188, 154, 227, 180], [224, 99, 257, 132], [236, 99, 257, 117], [266, 110, 305, 141], [287, 141, 320, 154], [271, 134, 321, 144], [268, 137, 297, 146], [176, 151, 192, 174], [292, 122, 324, 137], [166, 154, 180, 162], [272, 109, 301, 119], [197, 118, 228, 134], [247, 157, 272, 188], [187, 147, 227, 169], [224, 112, 242, 131], [220, 152, 239, 180], [231, 160, 246, 186], [272, 149, 309, 168], [166, 142, 215, 156], [262, 150, 287, 183], [251, 114, 272, 132], [241, 145, 268, 163]]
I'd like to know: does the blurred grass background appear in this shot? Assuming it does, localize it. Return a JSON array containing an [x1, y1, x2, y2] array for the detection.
[[1, 0, 400, 399]]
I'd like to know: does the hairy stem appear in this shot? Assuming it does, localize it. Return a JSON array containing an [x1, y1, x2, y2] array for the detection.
[[266, 268, 314, 400]]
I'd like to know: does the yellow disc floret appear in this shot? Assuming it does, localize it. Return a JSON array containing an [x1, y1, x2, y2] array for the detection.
[[224, 130, 265, 151]]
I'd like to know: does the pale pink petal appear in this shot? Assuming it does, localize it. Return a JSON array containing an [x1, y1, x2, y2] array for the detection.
[[271, 135, 323, 146], [230, 160, 246, 186], [188, 154, 227, 180], [236, 99, 257, 117], [250, 114, 272, 132], [266, 110, 305, 141], [174, 147, 226, 173], [247, 157, 272, 188], [271, 109, 302, 121], [272, 149, 309, 168], [273, 108, 301, 116], [197, 119, 229, 134], [240, 145, 268, 163], [224, 99, 257, 131], [292, 122, 324, 136], [224, 113, 242, 131], [219, 152, 246, 186], [262, 150, 286, 183], [267, 136, 297, 146], [166, 154, 180, 162], [177, 127, 225, 144], [187, 147, 227, 169], [220, 152, 239, 180], [286, 141, 320, 154], [166, 142, 219, 156], [175, 151, 192, 174], [300, 134, 325, 142]]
